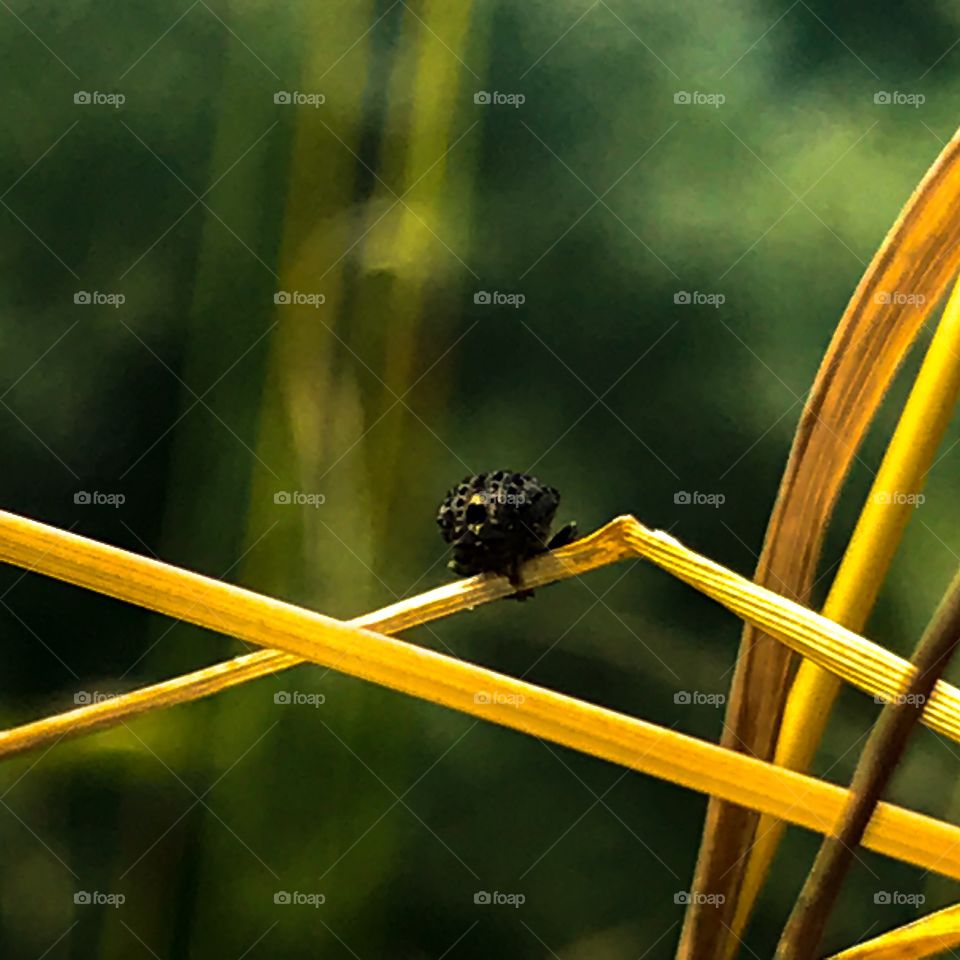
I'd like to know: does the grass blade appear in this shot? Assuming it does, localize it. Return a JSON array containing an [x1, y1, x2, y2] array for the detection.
[[681, 126, 960, 958], [775, 567, 960, 958], [9, 512, 960, 762], [729, 270, 960, 948], [3, 517, 960, 880], [827, 903, 960, 959]]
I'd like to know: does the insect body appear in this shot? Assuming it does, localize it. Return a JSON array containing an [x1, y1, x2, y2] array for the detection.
[[436, 470, 577, 598]]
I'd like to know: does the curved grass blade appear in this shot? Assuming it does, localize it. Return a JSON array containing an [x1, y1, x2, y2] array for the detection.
[[680, 126, 960, 959], [730, 270, 960, 949]]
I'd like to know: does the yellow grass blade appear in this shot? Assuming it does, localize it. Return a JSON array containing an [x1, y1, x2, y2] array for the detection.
[[730, 270, 960, 948], [828, 903, 960, 959], [682, 125, 960, 958], [7, 510, 960, 756], [0, 512, 631, 755], [3, 514, 960, 880]]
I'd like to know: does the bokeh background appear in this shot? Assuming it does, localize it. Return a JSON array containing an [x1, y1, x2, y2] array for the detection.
[[2, 1, 960, 956]]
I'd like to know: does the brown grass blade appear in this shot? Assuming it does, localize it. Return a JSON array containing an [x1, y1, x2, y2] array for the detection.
[[680, 126, 960, 958], [729, 271, 960, 951], [776, 567, 960, 959]]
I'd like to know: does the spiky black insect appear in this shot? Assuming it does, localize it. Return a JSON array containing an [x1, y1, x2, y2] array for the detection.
[[436, 470, 577, 599]]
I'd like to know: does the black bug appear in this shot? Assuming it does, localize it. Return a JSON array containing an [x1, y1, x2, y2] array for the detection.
[[436, 471, 577, 599]]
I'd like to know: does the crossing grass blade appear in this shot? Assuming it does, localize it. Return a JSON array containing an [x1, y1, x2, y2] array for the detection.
[[4, 512, 960, 882], [14, 510, 960, 761]]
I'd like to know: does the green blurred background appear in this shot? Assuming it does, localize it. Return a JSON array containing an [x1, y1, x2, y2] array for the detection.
[[2, 1, 960, 956]]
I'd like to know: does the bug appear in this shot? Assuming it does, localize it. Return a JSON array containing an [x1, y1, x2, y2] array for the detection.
[[436, 470, 578, 599]]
